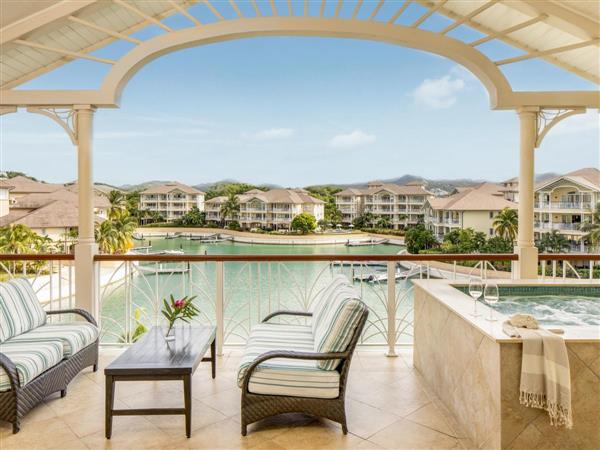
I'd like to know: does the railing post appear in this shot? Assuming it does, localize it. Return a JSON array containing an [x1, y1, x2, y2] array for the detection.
[[216, 261, 224, 356], [386, 261, 397, 357]]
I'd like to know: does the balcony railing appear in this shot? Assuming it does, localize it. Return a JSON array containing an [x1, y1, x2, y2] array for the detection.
[[535, 222, 582, 231], [2, 253, 598, 357], [535, 202, 592, 210]]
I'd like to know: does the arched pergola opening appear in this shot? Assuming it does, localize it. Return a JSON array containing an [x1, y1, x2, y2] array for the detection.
[[1, 3, 598, 314]]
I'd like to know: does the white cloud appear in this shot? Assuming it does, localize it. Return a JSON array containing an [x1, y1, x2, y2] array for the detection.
[[551, 110, 599, 136], [411, 74, 466, 109], [244, 128, 295, 140], [328, 130, 376, 149]]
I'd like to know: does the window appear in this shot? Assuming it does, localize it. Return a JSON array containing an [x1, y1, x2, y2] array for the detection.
[[489, 212, 494, 219], [489, 228, 494, 236]]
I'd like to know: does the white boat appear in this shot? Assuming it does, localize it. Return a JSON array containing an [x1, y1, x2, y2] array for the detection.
[[352, 269, 407, 283]]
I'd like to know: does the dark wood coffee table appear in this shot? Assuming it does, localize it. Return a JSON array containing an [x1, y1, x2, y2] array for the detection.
[[104, 325, 216, 439]]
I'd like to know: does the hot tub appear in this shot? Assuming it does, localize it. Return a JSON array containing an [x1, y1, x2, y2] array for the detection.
[[412, 279, 600, 450]]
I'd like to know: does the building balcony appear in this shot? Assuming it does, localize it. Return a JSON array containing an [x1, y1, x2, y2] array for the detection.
[[535, 222, 583, 231], [535, 202, 592, 210]]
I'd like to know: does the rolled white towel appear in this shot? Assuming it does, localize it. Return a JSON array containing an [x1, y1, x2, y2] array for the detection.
[[509, 314, 539, 329]]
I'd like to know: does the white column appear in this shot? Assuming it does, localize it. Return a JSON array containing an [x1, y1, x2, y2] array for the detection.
[[514, 107, 539, 279], [74, 106, 99, 316]]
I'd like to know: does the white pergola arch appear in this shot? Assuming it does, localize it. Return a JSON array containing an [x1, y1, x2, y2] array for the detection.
[[1, 0, 598, 314]]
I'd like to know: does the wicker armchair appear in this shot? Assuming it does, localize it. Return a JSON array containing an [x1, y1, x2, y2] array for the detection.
[[240, 304, 368, 436], [0, 309, 99, 434]]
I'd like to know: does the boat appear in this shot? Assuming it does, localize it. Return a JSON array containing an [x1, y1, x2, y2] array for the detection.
[[345, 238, 389, 247], [163, 249, 185, 255], [132, 232, 144, 240]]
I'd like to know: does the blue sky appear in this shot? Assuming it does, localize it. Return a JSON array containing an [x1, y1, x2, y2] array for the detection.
[[1, 9, 598, 187]]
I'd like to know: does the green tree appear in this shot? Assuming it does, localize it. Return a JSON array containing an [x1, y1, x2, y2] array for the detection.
[[353, 212, 375, 229], [581, 202, 600, 250], [375, 216, 392, 229], [205, 183, 268, 200], [177, 206, 205, 226], [291, 212, 317, 234], [0, 224, 41, 254], [484, 236, 513, 253], [405, 225, 437, 254], [493, 208, 518, 243], [95, 212, 137, 254], [317, 219, 329, 230], [442, 228, 486, 253], [219, 193, 240, 226], [227, 220, 241, 231], [537, 230, 569, 253]]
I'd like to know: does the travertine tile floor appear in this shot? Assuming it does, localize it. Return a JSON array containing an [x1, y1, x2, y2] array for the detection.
[[0, 348, 476, 450]]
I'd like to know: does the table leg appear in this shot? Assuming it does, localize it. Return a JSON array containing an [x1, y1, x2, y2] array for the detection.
[[183, 375, 192, 438], [105, 375, 115, 439], [211, 338, 216, 379]]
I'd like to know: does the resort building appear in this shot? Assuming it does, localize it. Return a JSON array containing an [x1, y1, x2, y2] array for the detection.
[[0, 189, 110, 239], [205, 188, 324, 229], [139, 182, 205, 223], [0, 175, 62, 200], [335, 181, 433, 228], [424, 183, 517, 240], [500, 177, 519, 202], [534, 167, 600, 252]]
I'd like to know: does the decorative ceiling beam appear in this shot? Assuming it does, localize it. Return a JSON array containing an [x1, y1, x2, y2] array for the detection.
[[335, 0, 343, 18], [470, 14, 547, 47], [288, 0, 293, 17], [202, 1, 224, 20], [352, 0, 363, 19], [440, 0, 498, 35], [228, 1, 243, 18], [251, 1, 262, 17], [388, 1, 412, 24], [320, 0, 327, 17], [168, 1, 202, 26], [304, 0, 309, 17], [509, 0, 599, 40], [411, 0, 448, 28], [269, 0, 278, 17], [496, 38, 600, 66], [113, 0, 173, 32], [13, 39, 116, 65], [0, 1, 96, 46], [67, 16, 142, 44], [369, 1, 385, 21]]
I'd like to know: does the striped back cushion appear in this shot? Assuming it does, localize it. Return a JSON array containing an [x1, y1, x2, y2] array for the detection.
[[313, 286, 364, 370], [0, 279, 47, 343], [311, 275, 352, 334]]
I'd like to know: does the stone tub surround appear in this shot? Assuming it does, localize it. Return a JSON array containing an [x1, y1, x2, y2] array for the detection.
[[412, 279, 600, 450]]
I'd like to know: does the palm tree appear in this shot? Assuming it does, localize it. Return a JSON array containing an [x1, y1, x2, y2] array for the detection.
[[95, 221, 118, 254], [581, 202, 600, 251], [107, 190, 128, 220], [0, 224, 40, 254], [493, 208, 518, 242], [220, 193, 240, 227]]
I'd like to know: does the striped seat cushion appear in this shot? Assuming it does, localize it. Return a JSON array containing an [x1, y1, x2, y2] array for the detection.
[[237, 323, 340, 399], [313, 286, 364, 370], [0, 279, 47, 343], [10, 322, 99, 357], [0, 339, 64, 392]]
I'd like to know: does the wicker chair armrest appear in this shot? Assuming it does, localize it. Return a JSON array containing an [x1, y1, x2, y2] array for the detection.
[[242, 350, 347, 392], [0, 352, 20, 393], [46, 308, 97, 326], [261, 310, 313, 323]]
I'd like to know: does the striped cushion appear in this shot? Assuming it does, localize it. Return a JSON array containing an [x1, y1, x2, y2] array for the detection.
[[237, 323, 340, 399], [0, 279, 47, 343], [0, 339, 63, 392], [311, 275, 352, 334], [9, 322, 99, 357], [313, 286, 364, 370]]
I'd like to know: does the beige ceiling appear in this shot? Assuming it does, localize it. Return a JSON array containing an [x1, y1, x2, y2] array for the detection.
[[0, 0, 598, 91]]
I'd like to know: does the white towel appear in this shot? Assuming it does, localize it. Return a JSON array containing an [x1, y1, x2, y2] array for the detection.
[[503, 316, 572, 428]]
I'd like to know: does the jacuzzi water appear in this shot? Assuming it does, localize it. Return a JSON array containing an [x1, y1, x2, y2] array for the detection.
[[489, 295, 600, 327]]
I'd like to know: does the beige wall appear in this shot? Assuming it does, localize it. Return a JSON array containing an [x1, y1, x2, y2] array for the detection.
[[462, 210, 497, 236]]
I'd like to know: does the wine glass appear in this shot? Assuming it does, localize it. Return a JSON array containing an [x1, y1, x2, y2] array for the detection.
[[468, 277, 483, 317], [484, 282, 500, 322]]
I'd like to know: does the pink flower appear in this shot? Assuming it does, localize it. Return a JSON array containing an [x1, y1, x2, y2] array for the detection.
[[174, 299, 185, 308]]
